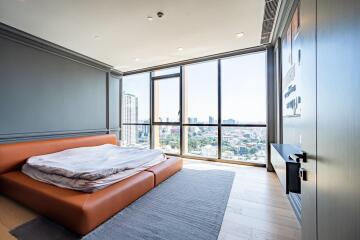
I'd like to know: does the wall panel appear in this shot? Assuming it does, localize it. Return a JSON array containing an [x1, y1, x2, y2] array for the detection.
[[317, 0, 360, 239], [0, 25, 120, 142]]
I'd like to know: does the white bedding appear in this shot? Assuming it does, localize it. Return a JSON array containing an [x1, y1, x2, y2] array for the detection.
[[22, 144, 166, 192]]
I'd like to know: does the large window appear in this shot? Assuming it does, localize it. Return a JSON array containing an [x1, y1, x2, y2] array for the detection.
[[121, 51, 267, 165], [184, 126, 218, 158], [183, 61, 218, 124], [153, 77, 180, 123], [153, 125, 180, 154], [220, 52, 267, 164], [121, 73, 150, 148], [182, 60, 219, 158], [152, 68, 181, 153], [221, 127, 266, 163], [221, 52, 266, 124]]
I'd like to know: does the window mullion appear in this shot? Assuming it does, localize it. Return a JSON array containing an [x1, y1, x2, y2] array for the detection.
[[217, 59, 222, 160], [150, 71, 154, 149]]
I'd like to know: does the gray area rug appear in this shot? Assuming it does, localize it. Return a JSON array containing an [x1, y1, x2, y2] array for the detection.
[[11, 168, 234, 240]]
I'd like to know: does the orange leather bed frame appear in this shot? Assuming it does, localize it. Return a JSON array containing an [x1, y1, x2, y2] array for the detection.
[[0, 134, 182, 235]]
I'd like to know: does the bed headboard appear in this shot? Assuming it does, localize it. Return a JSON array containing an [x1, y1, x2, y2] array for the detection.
[[0, 134, 118, 174]]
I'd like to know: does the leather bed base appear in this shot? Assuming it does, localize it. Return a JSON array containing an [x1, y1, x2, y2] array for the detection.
[[0, 135, 182, 235]]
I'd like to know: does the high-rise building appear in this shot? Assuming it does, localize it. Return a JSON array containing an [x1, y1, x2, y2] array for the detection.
[[209, 116, 214, 124], [122, 93, 138, 145], [223, 119, 236, 124]]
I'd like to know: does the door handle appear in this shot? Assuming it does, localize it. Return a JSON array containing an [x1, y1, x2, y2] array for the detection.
[[289, 152, 307, 163], [299, 167, 307, 181]]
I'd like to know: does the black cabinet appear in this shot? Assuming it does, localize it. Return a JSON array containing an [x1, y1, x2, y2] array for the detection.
[[271, 144, 301, 194], [271, 144, 302, 222]]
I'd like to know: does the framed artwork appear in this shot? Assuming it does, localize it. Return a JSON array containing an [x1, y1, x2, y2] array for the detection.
[[282, 5, 301, 118]]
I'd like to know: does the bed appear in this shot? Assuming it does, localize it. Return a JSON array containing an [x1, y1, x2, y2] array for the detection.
[[0, 134, 183, 235]]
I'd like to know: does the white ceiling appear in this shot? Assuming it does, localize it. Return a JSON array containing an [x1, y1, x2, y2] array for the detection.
[[0, 0, 265, 72]]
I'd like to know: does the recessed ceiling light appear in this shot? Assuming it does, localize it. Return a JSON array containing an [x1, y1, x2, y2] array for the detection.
[[135, 58, 140, 62], [236, 32, 245, 38], [147, 16, 153, 21], [177, 47, 184, 51]]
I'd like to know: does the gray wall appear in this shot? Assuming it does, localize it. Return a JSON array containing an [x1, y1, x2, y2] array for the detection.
[[0, 26, 120, 142], [317, 0, 360, 239], [275, 0, 302, 146], [274, 0, 360, 239]]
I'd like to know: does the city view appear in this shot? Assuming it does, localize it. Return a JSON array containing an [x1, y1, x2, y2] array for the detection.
[[122, 52, 267, 164], [122, 92, 266, 164], [154, 121, 266, 163]]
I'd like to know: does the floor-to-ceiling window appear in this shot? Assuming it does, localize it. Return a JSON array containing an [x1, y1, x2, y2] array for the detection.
[[152, 67, 181, 154], [121, 50, 267, 165], [182, 60, 219, 158], [121, 73, 150, 148], [220, 52, 267, 164]]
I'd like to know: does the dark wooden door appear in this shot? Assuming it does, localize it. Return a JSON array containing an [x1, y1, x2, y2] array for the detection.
[[297, 0, 317, 239], [317, 0, 360, 239]]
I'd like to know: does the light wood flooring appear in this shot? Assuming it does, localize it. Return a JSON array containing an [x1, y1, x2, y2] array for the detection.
[[0, 159, 301, 240]]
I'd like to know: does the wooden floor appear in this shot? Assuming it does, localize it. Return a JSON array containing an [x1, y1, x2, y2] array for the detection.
[[186, 160, 301, 240], [0, 159, 301, 240]]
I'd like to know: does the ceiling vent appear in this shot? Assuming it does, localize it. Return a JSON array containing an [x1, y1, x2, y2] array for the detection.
[[260, 0, 280, 44]]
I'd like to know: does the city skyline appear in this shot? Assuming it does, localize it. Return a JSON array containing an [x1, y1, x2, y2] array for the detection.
[[121, 87, 266, 164], [122, 52, 266, 124], [121, 52, 267, 164]]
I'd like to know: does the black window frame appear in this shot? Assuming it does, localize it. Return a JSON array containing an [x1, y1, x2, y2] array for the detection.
[[121, 72, 151, 148], [120, 47, 268, 167]]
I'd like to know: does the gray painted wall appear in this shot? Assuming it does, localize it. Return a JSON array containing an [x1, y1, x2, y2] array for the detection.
[[274, 0, 301, 146], [0, 29, 120, 142], [274, 0, 360, 239], [317, 0, 360, 239]]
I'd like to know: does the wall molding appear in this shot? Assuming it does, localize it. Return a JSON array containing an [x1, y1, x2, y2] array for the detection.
[[0, 129, 109, 143], [0, 22, 123, 144], [0, 22, 122, 75]]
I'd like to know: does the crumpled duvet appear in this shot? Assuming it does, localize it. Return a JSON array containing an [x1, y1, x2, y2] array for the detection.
[[22, 144, 166, 192]]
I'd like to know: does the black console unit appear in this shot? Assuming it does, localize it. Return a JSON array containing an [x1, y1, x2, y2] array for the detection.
[[271, 144, 302, 222]]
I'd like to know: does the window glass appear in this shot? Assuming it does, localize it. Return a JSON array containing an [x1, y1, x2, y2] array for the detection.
[[122, 73, 150, 123], [183, 126, 218, 158], [221, 127, 266, 164], [153, 67, 180, 76], [153, 125, 180, 154], [154, 77, 180, 122], [121, 125, 150, 148], [221, 52, 266, 124], [183, 61, 218, 124]]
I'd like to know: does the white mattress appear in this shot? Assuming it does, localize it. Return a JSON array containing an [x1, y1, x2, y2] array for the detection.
[[22, 144, 166, 192]]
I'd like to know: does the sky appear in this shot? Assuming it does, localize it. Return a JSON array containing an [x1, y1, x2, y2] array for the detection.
[[122, 51, 266, 124]]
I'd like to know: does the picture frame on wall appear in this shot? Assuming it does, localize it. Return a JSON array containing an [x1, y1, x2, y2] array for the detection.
[[282, 5, 302, 118]]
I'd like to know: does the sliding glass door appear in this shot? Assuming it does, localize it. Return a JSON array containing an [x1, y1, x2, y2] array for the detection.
[[121, 50, 267, 165], [152, 67, 181, 154]]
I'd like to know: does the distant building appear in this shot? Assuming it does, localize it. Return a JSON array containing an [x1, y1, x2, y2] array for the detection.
[[209, 116, 215, 124], [122, 93, 138, 145], [188, 117, 198, 124], [238, 146, 249, 155], [223, 119, 236, 124]]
